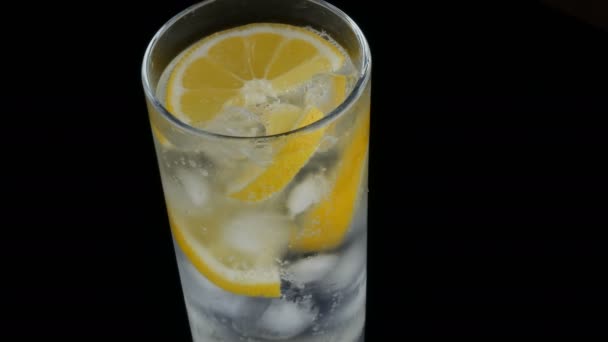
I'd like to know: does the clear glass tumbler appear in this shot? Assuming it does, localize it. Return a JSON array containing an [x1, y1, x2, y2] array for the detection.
[[142, 0, 371, 341]]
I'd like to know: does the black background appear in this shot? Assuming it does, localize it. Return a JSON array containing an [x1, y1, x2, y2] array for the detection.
[[4, 0, 607, 339]]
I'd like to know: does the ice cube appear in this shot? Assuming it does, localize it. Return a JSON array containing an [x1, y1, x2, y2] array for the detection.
[[161, 169, 211, 215], [285, 308, 365, 342], [175, 168, 210, 207], [203, 106, 266, 137], [304, 75, 330, 106], [193, 106, 273, 170], [252, 296, 318, 340], [303, 73, 346, 113], [302, 279, 366, 342], [176, 248, 270, 319], [220, 212, 292, 262], [277, 83, 307, 108], [334, 279, 366, 324], [333, 308, 366, 342], [184, 297, 230, 342], [286, 254, 339, 286], [287, 174, 329, 217], [323, 236, 367, 291], [317, 135, 338, 153]]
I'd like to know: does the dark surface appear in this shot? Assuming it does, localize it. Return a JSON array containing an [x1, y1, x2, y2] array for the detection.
[[4, 0, 607, 339]]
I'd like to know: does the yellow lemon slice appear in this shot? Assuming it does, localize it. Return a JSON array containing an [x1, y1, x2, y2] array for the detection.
[[229, 107, 325, 202], [165, 23, 345, 125], [290, 111, 370, 252], [151, 124, 171, 148], [168, 208, 293, 298]]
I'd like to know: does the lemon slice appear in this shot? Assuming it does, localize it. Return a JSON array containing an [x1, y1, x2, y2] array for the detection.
[[229, 107, 325, 202], [290, 111, 370, 252], [147, 101, 173, 148], [169, 209, 293, 297], [165, 23, 345, 126], [151, 124, 171, 147]]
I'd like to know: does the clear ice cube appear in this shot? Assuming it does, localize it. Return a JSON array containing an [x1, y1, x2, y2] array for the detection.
[[193, 107, 274, 169], [329, 308, 366, 342], [323, 236, 367, 291], [285, 254, 339, 287], [220, 211, 292, 263], [249, 296, 318, 340], [304, 74, 333, 110], [185, 297, 231, 342], [303, 73, 350, 114], [203, 106, 266, 137], [161, 168, 211, 213], [277, 72, 346, 113], [317, 135, 338, 153], [175, 168, 210, 207], [287, 174, 329, 217], [334, 278, 366, 325], [176, 249, 269, 320]]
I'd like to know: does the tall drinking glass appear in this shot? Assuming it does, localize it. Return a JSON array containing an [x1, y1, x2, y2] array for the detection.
[[142, 0, 371, 340]]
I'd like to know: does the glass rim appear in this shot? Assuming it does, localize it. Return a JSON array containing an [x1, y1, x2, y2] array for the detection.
[[141, 0, 371, 141]]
